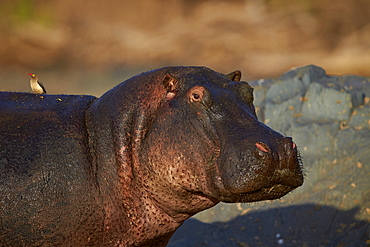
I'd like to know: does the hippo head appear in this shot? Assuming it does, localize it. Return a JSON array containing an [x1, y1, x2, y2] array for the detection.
[[140, 67, 303, 210], [87, 66, 303, 220]]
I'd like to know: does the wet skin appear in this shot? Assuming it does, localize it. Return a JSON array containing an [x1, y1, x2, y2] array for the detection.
[[0, 66, 303, 246]]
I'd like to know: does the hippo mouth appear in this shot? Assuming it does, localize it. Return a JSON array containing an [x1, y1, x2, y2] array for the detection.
[[236, 184, 298, 202], [195, 183, 299, 204], [215, 183, 300, 203], [206, 166, 304, 203], [211, 137, 304, 203]]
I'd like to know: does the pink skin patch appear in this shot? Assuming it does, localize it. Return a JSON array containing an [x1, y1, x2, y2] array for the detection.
[[255, 142, 269, 153]]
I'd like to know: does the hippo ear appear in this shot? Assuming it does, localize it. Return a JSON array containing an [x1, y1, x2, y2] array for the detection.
[[163, 74, 177, 92], [227, 70, 242, 82], [163, 74, 178, 100]]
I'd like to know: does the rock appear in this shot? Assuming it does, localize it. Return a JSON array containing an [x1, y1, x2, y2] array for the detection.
[[264, 95, 302, 133], [299, 82, 352, 124], [280, 64, 327, 87], [349, 105, 370, 129], [265, 77, 305, 104], [287, 122, 339, 157]]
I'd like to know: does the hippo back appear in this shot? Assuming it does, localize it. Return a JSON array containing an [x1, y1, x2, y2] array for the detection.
[[0, 92, 104, 245]]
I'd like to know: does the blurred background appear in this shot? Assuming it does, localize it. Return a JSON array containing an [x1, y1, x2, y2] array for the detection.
[[1, 1, 369, 245], [0, 0, 369, 96]]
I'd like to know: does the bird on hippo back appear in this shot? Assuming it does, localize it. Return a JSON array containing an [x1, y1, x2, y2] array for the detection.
[[28, 73, 47, 94], [0, 66, 304, 246]]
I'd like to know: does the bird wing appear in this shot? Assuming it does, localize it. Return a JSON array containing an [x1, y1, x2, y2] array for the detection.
[[38, 80, 47, 94]]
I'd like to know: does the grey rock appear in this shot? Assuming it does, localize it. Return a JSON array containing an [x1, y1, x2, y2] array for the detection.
[[265, 78, 305, 104], [286, 122, 339, 157], [298, 82, 352, 124], [335, 127, 370, 160], [264, 95, 302, 134], [348, 104, 370, 129], [280, 64, 327, 87]]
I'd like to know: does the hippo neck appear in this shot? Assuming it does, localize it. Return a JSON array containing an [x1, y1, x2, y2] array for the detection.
[[93, 174, 184, 246], [84, 135, 183, 245], [84, 108, 185, 246], [84, 70, 218, 245], [126, 195, 185, 246]]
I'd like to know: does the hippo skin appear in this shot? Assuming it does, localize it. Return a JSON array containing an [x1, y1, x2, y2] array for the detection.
[[0, 66, 303, 246]]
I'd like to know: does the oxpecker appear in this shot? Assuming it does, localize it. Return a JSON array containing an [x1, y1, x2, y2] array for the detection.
[[28, 73, 47, 94]]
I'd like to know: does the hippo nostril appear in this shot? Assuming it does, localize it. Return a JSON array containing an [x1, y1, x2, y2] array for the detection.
[[255, 141, 270, 153], [282, 137, 296, 151]]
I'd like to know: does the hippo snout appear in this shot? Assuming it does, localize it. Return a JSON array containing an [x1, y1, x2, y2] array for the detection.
[[216, 133, 303, 203], [255, 137, 297, 167], [254, 137, 303, 188], [256, 137, 296, 156]]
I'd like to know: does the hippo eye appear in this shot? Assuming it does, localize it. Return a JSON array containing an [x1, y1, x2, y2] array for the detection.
[[189, 86, 205, 102], [192, 93, 200, 100]]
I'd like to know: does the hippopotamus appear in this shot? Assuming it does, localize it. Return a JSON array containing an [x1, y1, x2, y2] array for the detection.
[[0, 66, 303, 246]]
